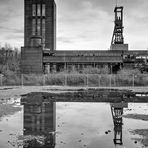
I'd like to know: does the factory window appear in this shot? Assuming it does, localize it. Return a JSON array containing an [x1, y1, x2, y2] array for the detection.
[[37, 4, 41, 16], [37, 19, 41, 35], [42, 19, 45, 45], [42, 19, 45, 34], [32, 4, 36, 16], [32, 19, 36, 35], [42, 4, 45, 16]]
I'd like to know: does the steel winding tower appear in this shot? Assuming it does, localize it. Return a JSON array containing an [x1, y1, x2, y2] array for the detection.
[[110, 103, 128, 145], [111, 7, 124, 44], [110, 6, 128, 51]]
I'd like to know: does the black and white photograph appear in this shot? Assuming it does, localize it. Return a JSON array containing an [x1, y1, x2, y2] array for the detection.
[[0, 0, 148, 148]]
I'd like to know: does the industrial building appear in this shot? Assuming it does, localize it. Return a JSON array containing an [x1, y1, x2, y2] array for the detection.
[[21, 95, 56, 147], [21, 0, 148, 74]]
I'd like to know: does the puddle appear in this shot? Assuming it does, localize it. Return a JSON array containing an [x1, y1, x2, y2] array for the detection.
[[0, 92, 148, 148]]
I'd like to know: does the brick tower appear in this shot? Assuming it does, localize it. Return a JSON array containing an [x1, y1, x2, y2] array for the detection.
[[21, 0, 56, 73], [24, 0, 56, 50]]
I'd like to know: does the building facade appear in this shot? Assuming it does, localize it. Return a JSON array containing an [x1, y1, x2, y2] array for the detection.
[[21, 0, 148, 74], [24, 0, 56, 50]]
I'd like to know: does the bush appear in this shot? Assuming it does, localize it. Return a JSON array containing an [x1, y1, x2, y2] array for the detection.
[[45, 74, 65, 85], [2, 67, 148, 87], [117, 68, 142, 86], [83, 67, 110, 74], [67, 74, 85, 86], [117, 68, 141, 75], [23, 74, 43, 86], [3, 70, 20, 85]]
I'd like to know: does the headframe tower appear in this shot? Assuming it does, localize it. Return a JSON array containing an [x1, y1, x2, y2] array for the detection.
[[111, 6, 124, 44], [110, 4, 128, 51]]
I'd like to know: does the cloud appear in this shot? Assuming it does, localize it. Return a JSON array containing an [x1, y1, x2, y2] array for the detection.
[[56, 0, 148, 50], [57, 36, 74, 44], [0, 26, 23, 34], [0, 0, 148, 49], [57, 0, 114, 50], [5, 34, 24, 40], [0, 0, 23, 47]]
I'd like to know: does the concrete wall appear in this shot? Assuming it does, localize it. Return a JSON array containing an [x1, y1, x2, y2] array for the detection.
[[43, 50, 123, 63], [43, 50, 123, 56], [21, 47, 43, 73], [110, 44, 128, 51], [43, 56, 122, 63]]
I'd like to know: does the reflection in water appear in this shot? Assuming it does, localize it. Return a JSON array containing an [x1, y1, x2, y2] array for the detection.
[[21, 96, 56, 148], [111, 103, 128, 146], [12, 92, 147, 148]]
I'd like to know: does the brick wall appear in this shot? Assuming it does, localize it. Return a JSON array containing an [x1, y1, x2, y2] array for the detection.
[[21, 47, 43, 73], [24, 0, 56, 50]]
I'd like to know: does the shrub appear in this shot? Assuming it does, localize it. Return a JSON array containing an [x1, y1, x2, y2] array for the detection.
[[117, 68, 141, 75], [83, 67, 110, 74], [45, 74, 65, 85], [22, 74, 43, 86], [67, 74, 85, 86]]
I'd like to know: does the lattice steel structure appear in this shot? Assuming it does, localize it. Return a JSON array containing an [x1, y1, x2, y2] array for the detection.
[[110, 103, 126, 145], [111, 6, 124, 45]]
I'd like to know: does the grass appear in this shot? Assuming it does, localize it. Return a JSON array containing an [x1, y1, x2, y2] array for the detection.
[[1, 68, 148, 87]]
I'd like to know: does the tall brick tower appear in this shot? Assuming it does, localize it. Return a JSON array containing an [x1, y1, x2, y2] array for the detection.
[[21, 95, 56, 147], [21, 0, 56, 73], [24, 0, 56, 50]]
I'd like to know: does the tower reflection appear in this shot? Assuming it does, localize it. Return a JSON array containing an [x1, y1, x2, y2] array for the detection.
[[21, 94, 56, 148], [111, 102, 128, 146]]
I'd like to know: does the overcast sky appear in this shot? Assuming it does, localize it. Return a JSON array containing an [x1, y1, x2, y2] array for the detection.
[[0, 0, 148, 50]]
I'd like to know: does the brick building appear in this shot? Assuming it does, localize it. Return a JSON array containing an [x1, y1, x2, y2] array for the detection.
[[24, 0, 56, 50]]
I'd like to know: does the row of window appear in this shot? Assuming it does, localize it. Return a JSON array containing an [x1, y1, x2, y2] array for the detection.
[[32, 4, 45, 17], [32, 18, 45, 45]]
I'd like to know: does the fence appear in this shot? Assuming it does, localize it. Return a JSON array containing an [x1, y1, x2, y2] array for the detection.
[[0, 73, 148, 87]]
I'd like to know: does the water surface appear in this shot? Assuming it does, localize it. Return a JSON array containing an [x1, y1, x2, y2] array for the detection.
[[0, 93, 148, 148]]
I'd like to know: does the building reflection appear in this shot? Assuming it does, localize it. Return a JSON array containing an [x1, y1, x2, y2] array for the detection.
[[110, 102, 128, 146], [21, 95, 56, 148]]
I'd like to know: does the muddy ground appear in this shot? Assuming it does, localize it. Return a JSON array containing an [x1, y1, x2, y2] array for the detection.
[[130, 129, 148, 147], [123, 114, 148, 121], [0, 86, 148, 100], [123, 114, 148, 147], [0, 104, 21, 121]]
